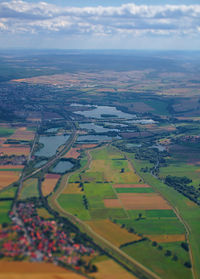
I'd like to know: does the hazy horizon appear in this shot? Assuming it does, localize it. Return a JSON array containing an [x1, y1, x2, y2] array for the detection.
[[1, 0, 199, 50]]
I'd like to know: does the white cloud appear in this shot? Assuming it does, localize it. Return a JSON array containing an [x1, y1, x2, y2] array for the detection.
[[0, 1, 200, 37]]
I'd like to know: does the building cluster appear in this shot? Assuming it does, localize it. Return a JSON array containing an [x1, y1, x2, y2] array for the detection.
[[0, 202, 94, 267]]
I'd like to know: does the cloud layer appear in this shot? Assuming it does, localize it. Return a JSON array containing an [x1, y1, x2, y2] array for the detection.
[[0, 0, 200, 37]]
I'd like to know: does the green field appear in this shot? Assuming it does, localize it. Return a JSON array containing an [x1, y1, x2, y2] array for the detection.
[[0, 201, 12, 224], [115, 187, 154, 193], [0, 186, 16, 199], [20, 178, 39, 199], [127, 209, 176, 219], [0, 127, 15, 137], [122, 240, 192, 279], [159, 162, 200, 188], [116, 218, 185, 235], [57, 193, 91, 220]]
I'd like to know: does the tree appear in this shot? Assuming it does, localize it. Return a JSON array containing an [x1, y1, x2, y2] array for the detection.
[[152, 241, 157, 247], [184, 261, 192, 268], [181, 242, 189, 252], [165, 250, 172, 257]]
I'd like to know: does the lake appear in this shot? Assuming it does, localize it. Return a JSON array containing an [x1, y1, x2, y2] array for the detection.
[[52, 160, 74, 173], [35, 135, 70, 158], [75, 105, 135, 119]]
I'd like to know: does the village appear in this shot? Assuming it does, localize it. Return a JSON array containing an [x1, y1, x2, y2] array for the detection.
[[0, 202, 96, 272]]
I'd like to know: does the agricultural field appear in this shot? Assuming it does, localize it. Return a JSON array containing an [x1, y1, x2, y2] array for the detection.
[[0, 170, 21, 190], [63, 147, 81, 159], [0, 201, 12, 224], [92, 258, 138, 279], [0, 126, 15, 137], [20, 178, 39, 200], [41, 173, 60, 196], [56, 144, 192, 278], [122, 240, 192, 279], [86, 219, 141, 247], [9, 127, 35, 141], [0, 261, 85, 279]]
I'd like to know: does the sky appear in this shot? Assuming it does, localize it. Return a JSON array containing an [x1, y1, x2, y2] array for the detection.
[[0, 0, 200, 50]]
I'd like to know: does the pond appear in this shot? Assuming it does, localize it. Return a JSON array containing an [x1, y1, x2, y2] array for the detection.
[[35, 135, 70, 158], [75, 105, 135, 119], [79, 123, 118, 133], [77, 134, 118, 143], [52, 160, 74, 173]]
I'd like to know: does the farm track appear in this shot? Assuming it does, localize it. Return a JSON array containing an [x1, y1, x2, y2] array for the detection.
[[50, 148, 161, 279]]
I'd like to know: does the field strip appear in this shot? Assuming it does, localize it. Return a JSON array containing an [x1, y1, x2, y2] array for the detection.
[[111, 183, 130, 219]]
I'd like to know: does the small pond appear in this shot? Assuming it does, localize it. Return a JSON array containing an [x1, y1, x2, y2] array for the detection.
[[52, 160, 74, 173]]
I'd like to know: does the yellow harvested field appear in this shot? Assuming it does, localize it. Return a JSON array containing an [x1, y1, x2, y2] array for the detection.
[[0, 261, 84, 279], [147, 234, 186, 243], [104, 199, 122, 208], [62, 183, 82, 194], [118, 193, 171, 210], [88, 160, 140, 184], [0, 147, 30, 156], [9, 127, 35, 141], [93, 259, 137, 279], [0, 171, 20, 189], [42, 174, 60, 196], [87, 219, 141, 247]]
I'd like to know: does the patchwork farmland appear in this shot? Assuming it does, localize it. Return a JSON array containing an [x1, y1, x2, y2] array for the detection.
[[56, 145, 192, 279]]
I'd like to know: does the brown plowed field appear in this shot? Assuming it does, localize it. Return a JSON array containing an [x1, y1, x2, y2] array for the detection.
[[0, 147, 30, 156], [147, 234, 186, 243], [0, 165, 24, 170], [0, 171, 20, 190], [9, 127, 35, 141], [104, 199, 122, 208], [42, 174, 60, 196], [118, 193, 171, 210], [114, 184, 150, 188], [63, 148, 80, 159], [0, 261, 84, 279], [45, 174, 60, 179]]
